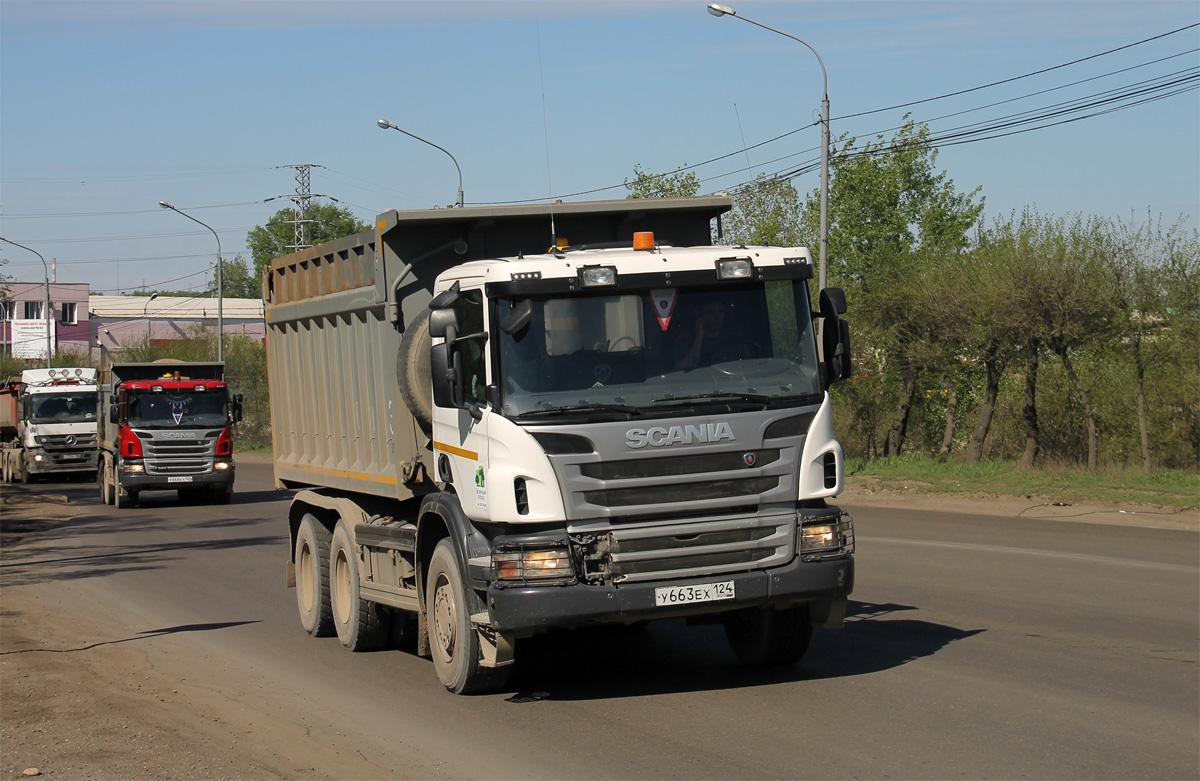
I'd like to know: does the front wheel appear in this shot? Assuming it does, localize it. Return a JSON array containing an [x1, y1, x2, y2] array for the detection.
[[426, 538, 511, 694], [723, 604, 813, 667], [329, 520, 390, 651]]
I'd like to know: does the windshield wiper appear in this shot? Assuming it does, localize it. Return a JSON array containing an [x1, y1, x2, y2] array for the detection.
[[514, 402, 641, 421], [652, 391, 820, 409], [652, 391, 771, 407]]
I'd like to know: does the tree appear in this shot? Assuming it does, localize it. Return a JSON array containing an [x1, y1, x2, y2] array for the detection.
[[211, 255, 259, 300], [803, 119, 984, 456], [723, 175, 803, 247], [247, 202, 368, 279], [1108, 212, 1200, 473], [624, 164, 700, 199]]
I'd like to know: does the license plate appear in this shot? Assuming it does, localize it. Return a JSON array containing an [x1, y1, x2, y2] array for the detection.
[[654, 580, 735, 607], [167, 476, 194, 483]]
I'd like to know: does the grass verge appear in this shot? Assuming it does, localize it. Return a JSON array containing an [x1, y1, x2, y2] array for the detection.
[[846, 456, 1199, 509]]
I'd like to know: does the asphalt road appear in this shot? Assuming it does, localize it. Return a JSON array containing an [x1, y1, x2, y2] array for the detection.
[[6, 462, 1198, 779]]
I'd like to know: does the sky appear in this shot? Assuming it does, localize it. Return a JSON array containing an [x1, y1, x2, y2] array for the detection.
[[1, 0, 1197, 296]]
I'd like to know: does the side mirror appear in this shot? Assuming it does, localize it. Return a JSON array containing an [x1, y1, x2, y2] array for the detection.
[[109, 403, 119, 425], [429, 280, 461, 311], [500, 299, 533, 336], [430, 342, 464, 409], [428, 308, 460, 340], [232, 393, 244, 423], [819, 287, 852, 385]]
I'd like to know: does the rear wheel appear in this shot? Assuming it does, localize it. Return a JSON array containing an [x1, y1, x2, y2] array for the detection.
[[330, 520, 390, 651], [723, 604, 813, 667], [426, 538, 511, 694], [295, 514, 334, 637]]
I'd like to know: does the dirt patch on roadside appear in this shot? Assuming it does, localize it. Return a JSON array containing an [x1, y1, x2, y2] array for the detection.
[[1, 489, 387, 781]]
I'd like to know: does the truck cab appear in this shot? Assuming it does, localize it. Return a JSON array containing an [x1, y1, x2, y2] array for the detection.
[[1, 368, 99, 483], [98, 362, 242, 507]]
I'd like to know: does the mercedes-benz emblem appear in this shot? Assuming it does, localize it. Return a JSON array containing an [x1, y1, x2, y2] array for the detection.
[[65, 435, 77, 446]]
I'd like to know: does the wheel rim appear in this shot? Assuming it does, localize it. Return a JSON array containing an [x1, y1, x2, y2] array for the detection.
[[432, 573, 457, 659], [298, 540, 314, 613], [332, 548, 352, 625]]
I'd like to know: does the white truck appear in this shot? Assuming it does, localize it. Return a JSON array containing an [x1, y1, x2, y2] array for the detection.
[[267, 196, 855, 694], [1, 367, 100, 483]]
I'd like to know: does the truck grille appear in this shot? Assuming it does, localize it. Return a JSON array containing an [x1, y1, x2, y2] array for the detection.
[[570, 512, 797, 584], [38, 432, 98, 450], [141, 431, 219, 476]]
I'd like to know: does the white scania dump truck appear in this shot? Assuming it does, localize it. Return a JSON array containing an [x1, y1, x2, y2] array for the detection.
[[266, 196, 855, 693]]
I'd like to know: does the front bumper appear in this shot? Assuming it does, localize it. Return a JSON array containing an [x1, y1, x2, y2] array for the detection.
[[120, 465, 235, 492], [486, 554, 853, 634], [29, 451, 98, 474]]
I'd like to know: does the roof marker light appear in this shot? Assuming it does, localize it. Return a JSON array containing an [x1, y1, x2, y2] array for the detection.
[[633, 232, 655, 251]]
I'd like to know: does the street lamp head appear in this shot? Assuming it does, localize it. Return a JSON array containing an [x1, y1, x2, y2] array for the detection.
[[377, 118, 397, 130], [707, 4, 735, 17], [158, 201, 174, 210]]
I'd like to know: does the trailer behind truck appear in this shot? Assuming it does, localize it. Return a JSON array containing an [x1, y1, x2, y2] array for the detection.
[[267, 196, 855, 693]]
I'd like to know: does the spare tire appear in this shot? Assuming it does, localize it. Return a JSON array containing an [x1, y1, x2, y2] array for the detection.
[[397, 307, 434, 434]]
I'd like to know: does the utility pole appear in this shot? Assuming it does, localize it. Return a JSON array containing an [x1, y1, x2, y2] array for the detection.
[[282, 164, 321, 253]]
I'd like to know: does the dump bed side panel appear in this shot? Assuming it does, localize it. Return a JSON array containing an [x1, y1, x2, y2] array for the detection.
[[264, 230, 436, 500]]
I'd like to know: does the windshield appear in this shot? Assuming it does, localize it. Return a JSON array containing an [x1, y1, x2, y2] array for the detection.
[[126, 389, 229, 429], [497, 280, 821, 420], [28, 391, 97, 423]]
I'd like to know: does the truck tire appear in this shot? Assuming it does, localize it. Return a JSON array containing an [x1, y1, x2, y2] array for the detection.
[[98, 465, 109, 504], [329, 520, 390, 651], [722, 604, 813, 667], [397, 307, 434, 434], [295, 514, 335, 637], [20, 458, 34, 484], [115, 483, 137, 509], [426, 538, 511, 694]]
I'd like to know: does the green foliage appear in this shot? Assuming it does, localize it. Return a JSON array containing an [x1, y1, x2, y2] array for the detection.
[[246, 202, 368, 280], [723, 175, 803, 247], [846, 453, 1198, 509], [624, 164, 700, 199]]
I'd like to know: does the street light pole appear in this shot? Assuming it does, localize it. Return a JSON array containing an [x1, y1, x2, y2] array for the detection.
[[707, 3, 830, 292], [0, 236, 54, 368], [376, 119, 465, 208], [159, 202, 223, 363], [143, 292, 159, 344]]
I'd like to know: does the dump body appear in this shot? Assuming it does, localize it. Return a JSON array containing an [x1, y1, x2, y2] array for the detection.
[[267, 196, 856, 694], [98, 361, 238, 505], [265, 196, 731, 499], [0, 368, 99, 482]]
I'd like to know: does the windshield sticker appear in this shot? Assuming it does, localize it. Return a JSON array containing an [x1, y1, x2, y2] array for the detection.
[[650, 289, 679, 331]]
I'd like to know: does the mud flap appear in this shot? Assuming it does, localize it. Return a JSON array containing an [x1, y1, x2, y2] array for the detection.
[[811, 595, 847, 629], [472, 613, 515, 668]]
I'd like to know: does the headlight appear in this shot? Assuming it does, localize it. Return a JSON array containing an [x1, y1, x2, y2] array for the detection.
[[33, 453, 45, 462], [122, 462, 145, 474], [579, 266, 617, 287], [214, 461, 232, 471], [493, 546, 573, 581], [800, 514, 854, 561], [716, 257, 753, 279]]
